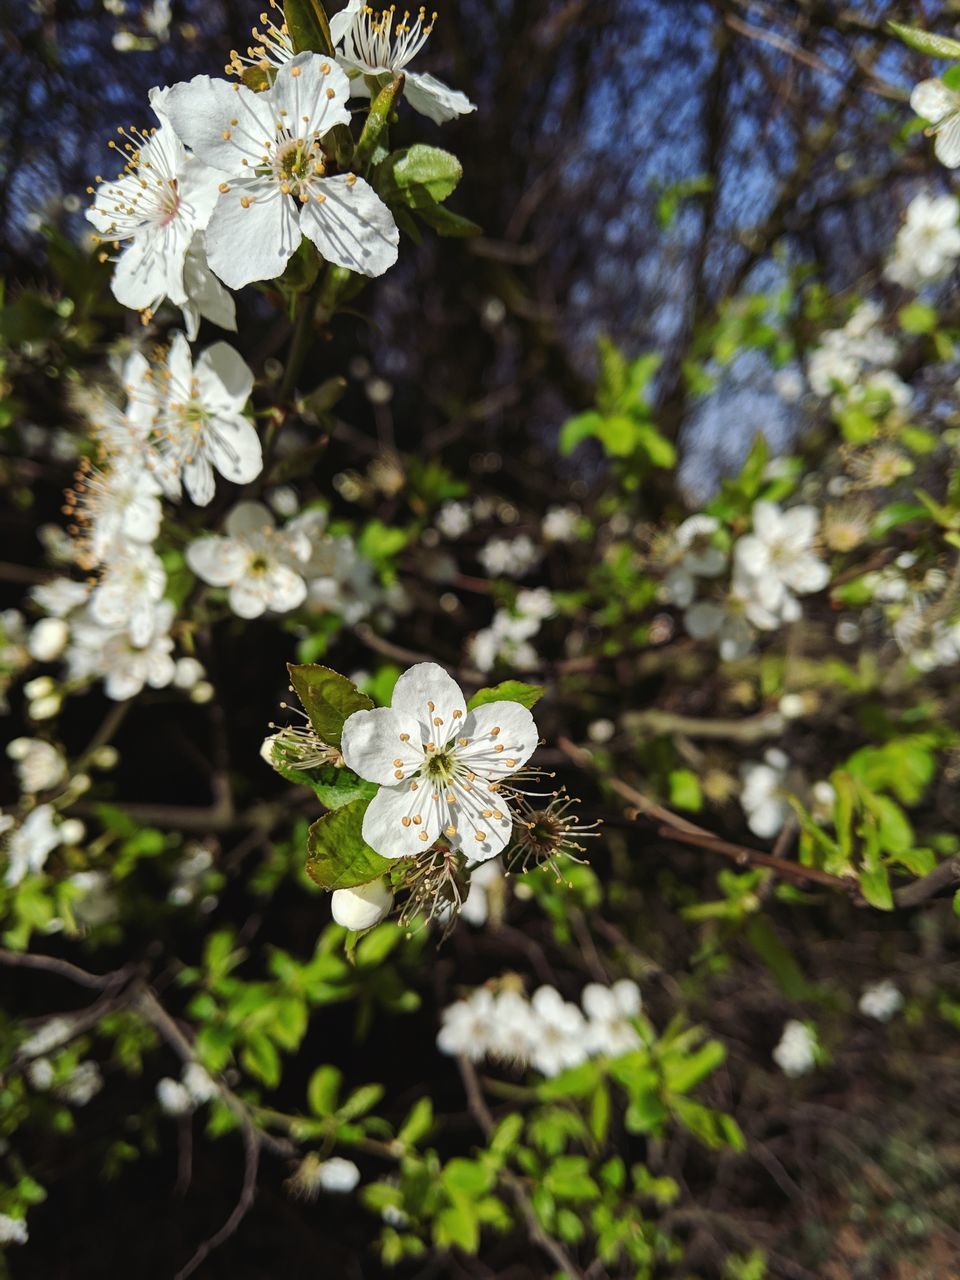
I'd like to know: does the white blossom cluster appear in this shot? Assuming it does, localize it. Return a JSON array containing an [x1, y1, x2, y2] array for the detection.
[[437, 978, 643, 1077], [772, 1019, 818, 1077], [805, 301, 908, 416], [665, 501, 829, 660], [156, 1061, 219, 1115], [469, 587, 555, 673], [885, 191, 960, 289]]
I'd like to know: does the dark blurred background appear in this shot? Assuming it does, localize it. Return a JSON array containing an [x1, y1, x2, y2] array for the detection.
[[1, 0, 949, 497]]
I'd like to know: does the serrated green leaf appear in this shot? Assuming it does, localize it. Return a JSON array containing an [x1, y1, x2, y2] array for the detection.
[[378, 144, 463, 205], [467, 680, 543, 711], [306, 798, 392, 890], [288, 662, 373, 746]]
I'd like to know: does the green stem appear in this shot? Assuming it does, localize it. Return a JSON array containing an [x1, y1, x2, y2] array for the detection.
[[278, 292, 315, 404]]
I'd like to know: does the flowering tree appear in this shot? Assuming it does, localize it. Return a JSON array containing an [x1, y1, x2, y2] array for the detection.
[[3, 4, 960, 1277]]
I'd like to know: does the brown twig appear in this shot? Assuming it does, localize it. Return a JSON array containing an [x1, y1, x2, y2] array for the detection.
[[559, 736, 960, 909], [456, 1055, 589, 1280], [174, 1117, 260, 1280], [0, 947, 127, 990]]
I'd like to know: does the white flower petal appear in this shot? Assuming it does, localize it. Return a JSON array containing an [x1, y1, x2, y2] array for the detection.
[[164, 75, 273, 171], [186, 536, 249, 586], [935, 113, 960, 168], [457, 701, 539, 778], [205, 186, 301, 289], [228, 580, 269, 618], [225, 501, 273, 538], [205, 415, 263, 485], [300, 174, 399, 278], [263, 564, 307, 612], [273, 53, 352, 135], [911, 78, 957, 124], [403, 70, 476, 124], [195, 342, 254, 414], [361, 782, 439, 858], [390, 662, 466, 746], [341, 706, 423, 784], [183, 454, 217, 506]]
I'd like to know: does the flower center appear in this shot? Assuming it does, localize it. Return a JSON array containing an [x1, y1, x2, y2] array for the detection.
[[424, 744, 457, 784]]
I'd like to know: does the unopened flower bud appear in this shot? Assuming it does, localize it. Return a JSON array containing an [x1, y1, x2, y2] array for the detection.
[[28, 618, 69, 663], [331, 880, 393, 931]]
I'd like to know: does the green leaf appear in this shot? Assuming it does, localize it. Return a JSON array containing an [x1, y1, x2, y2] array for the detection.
[[412, 202, 482, 237], [433, 1197, 479, 1253], [442, 1158, 495, 1197], [633, 422, 677, 468], [662, 1039, 726, 1094], [467, 680, 543, 711], [536, 1059, 602, 1100], [543, 1155, 600, 1202], [898, 300, 938, 334], [397, 1096, 433, 1147], [240, 1033, 282, 1088], [490, 1113, 523, 1156], [671, 1097, 746, 1152], [337, 1082, 384, 1121], [287, 662, 373, 746], [889, 21, 960, 61], [306, 798, 392, 890], [378, 144, 463, 207], [669, 769, 702, 812], [268, 750, 377, 810], [589, 1082, 610, 1143], [558, 410, 604, 455], [284, 0, 333, 54], [595, 413, 640, 457], [307, 1064, 341, 1116]]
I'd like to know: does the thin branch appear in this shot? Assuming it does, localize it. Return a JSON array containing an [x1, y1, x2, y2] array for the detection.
[[174, 1117, 260, 1280], [0, 947, 126, 990], [456, 1056, 589, 1280], [891, 856, 960, 909]]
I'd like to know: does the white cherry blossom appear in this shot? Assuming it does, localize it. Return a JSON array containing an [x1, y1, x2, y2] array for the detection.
[[150, 334, 261, 506], [164, 54, 399, 289], [334, 3, 476, 125], [772, 1019, 817, 1077], [885, 191, 960, 288], [527, 986, 589, 1077], [911, 78, 960, 168], [7, 739, 67, 794], [436, 987, 497, 1061], [340, 662, 539, 862], [86, 90, 222, 324], [66, 601, 177, 700], [740, 748, 791, 839], [4, 806, 62, 886], [89, 543, 167, 645], [187, 501, 309, 618], [858, 979, 904, 1022], [582, 979, 642, 1057], [733, 501, 829, 630]]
